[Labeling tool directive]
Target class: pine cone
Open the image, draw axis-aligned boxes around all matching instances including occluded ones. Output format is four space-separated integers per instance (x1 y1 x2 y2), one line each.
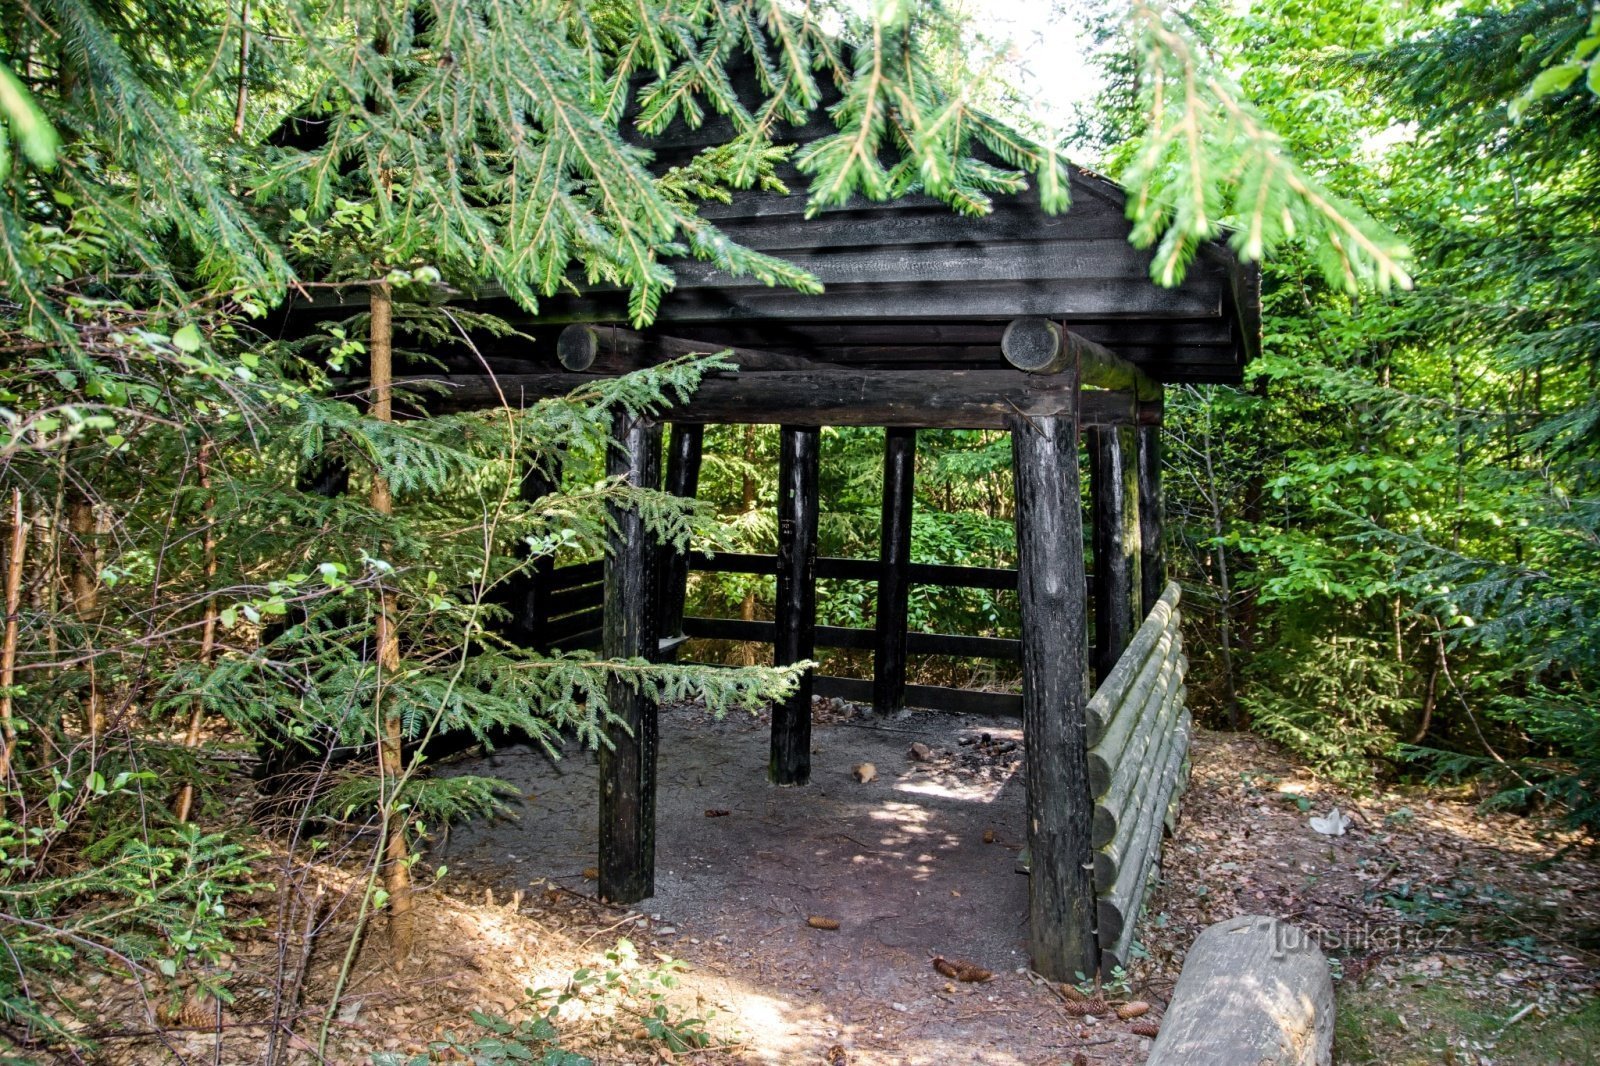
1116 1000 1151 1019
1130 1019 1161 1038
1064 996 1109 1017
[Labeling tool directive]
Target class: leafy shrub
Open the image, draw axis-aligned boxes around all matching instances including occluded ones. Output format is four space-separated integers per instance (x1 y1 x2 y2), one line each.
1243 633 1412 785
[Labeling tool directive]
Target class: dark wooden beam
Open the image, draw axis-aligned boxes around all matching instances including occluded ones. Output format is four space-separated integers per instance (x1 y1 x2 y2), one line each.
771 425 819 785
682 615 1021 660
689 551 1030 591
1137 423 1165 619
558 324 820 373
657 424 704 662
397 369 1140 429
1010 409 1100 982
873 428 916 715
813 675 1022 718
1002 317 1161 401
598 414 661 904
1091 425 1142 687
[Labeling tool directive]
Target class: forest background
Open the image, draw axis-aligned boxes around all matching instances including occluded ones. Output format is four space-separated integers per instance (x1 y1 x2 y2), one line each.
0 0 1595 1059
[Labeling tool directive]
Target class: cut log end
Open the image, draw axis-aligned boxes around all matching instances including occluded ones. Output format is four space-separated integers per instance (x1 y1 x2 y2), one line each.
1001 317 1063 372
557 324 599 371
1146 915 1335 1066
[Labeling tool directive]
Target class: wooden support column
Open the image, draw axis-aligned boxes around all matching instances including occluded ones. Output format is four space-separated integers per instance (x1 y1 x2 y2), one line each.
599 413 662 904
1010 411 1100 982
516 455 561 651
1091 425 1142 687
771 425 820 785
1137 422 1165 619
873 428 916 715
658 424 704 662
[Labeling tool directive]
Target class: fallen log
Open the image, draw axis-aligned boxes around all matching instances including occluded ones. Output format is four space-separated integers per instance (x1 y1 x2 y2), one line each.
1145 915 1334 1066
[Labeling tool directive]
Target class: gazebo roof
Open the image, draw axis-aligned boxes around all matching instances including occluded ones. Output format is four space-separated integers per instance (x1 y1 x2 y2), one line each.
281 76 1260 388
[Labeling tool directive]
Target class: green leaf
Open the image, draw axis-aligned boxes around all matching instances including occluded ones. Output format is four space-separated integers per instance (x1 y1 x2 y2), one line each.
172 324 204 352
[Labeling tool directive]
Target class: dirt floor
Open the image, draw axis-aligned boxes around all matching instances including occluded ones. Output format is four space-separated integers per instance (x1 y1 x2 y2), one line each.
61 700 1600 1065
431 700 1086 1066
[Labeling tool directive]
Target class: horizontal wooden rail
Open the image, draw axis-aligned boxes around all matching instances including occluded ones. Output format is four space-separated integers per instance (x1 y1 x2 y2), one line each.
812 675 1021 717
550 559 604 587
1083 581 1192 971
688 551 1031 592
681 615 1021 660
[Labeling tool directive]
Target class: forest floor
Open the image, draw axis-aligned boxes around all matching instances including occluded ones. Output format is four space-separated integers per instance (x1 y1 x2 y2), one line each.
66 702 1600 1065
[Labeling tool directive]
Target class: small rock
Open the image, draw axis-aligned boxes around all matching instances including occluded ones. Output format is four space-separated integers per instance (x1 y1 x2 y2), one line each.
658 926 677 936
853 762 877 783
890 1002 908 1012
908 742 933 762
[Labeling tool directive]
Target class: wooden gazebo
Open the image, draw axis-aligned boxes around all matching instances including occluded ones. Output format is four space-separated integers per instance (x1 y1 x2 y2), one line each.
287 120 1258 978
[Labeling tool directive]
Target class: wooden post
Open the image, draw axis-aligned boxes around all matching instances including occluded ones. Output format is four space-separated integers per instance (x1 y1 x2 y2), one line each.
1010 410 1100 982
658 424 704 662
517 455 561 651
771 425 819 785
1091 425 1142 687
1137 422 1165 619
873 428 916 715
599 413 662 903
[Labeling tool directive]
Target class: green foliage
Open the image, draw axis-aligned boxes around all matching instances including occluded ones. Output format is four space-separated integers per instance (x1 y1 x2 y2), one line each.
1116 1 1411 290
375 939 711 1066
1095 0 1600 829
1243 633 1411 785
0 821 265 1046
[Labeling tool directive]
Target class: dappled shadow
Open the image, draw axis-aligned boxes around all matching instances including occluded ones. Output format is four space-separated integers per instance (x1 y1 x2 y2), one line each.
431 704 1102 1064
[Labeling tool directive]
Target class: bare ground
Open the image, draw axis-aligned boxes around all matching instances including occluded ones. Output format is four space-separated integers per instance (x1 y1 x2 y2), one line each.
62 702 1600 1065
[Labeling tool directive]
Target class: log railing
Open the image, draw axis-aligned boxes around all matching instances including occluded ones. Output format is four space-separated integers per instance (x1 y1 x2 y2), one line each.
1086 581 1191 971
518 553 1048 716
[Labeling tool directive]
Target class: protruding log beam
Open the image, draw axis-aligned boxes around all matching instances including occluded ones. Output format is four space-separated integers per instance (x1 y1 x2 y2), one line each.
1137 422 1165 618
557 324 820 373
657 424 704 662
1001 317 1161 400
771 425 820 785
1010 410 1099 982
398 368 1141 429
599 414 662 904
873 428 916 715
1091 425 1142 687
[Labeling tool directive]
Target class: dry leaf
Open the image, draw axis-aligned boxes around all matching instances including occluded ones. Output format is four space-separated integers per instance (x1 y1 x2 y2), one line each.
704 809 731 818
1116 1000 1151 1019
806 915 841 930
1130 1019 1160 1038
852 762 876 783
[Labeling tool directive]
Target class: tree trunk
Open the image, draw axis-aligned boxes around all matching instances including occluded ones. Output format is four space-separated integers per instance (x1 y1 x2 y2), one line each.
174 445 219 823
369 283 413 967
1 488 25 795
68 489 104 744
1200 403 1241 729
